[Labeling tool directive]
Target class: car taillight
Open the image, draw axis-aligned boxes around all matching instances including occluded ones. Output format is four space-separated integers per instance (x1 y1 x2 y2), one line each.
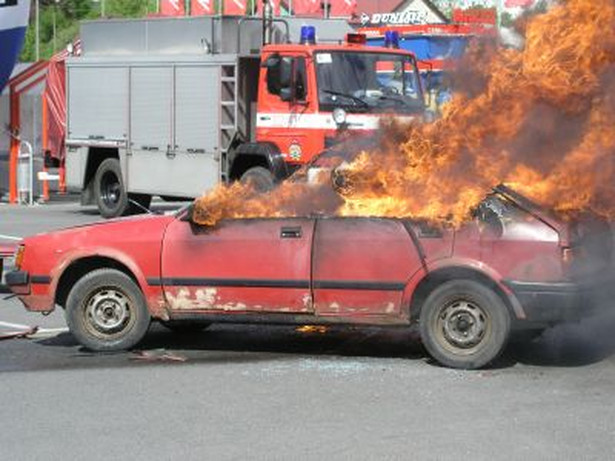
14 245 25 270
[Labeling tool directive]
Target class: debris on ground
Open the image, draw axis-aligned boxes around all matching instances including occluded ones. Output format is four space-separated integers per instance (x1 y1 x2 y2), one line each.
131 350 188 363
0 326 39 341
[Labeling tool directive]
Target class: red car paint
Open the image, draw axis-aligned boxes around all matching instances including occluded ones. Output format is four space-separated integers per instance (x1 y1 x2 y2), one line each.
9 188 595 326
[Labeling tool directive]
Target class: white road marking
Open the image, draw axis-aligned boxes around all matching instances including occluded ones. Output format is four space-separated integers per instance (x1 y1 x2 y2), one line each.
0 320 68 338
0 320 31 330
0 234 22 241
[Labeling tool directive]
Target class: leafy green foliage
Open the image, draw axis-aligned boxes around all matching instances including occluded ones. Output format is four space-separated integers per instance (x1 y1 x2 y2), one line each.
20 0 158 61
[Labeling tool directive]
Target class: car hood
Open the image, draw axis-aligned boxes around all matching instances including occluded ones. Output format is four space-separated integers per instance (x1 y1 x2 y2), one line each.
22 213 176 246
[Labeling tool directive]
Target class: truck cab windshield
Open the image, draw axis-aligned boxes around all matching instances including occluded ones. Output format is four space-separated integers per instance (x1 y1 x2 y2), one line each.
315 51 424 114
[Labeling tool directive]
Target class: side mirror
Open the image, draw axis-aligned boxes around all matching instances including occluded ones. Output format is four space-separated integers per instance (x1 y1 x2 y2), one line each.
262 53 281 69
266 55 293 100
280 87 292 102
179 204 194 222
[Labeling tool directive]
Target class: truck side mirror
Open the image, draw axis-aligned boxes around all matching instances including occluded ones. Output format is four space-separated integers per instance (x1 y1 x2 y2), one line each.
263 53 281 69
266 55 293 100
280 87 292 102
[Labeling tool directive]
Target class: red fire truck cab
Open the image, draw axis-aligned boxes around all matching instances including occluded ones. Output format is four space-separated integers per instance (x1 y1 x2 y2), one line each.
243 28 426 189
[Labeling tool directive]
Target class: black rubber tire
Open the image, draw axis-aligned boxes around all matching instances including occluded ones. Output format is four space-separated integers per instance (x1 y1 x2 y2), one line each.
94 158 129 219
240 166 275 192
65 268 151 351
419 280 511 369
127 193 152 214
160 320 212 334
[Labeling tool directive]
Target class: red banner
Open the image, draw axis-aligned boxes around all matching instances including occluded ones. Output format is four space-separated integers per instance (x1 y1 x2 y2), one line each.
224 0 248 15
160 0 185 16
294 0 321 16
259 0 281 16
452 8 496 25
330 0 356 17
191 0 215 15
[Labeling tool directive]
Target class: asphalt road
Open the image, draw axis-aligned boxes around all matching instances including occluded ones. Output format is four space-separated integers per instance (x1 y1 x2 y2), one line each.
2 201 615 460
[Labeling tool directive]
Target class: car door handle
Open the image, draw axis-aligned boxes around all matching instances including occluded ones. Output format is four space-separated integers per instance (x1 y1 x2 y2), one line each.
280 227 302 239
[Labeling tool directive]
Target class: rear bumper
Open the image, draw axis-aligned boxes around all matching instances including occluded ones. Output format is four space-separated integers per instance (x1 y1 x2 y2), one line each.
504 280 582 325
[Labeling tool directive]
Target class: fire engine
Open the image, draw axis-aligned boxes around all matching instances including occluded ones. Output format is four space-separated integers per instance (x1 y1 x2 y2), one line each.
65 14 425 218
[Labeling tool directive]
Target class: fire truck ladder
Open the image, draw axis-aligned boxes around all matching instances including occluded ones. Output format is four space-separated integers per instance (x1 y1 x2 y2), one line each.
219 64 238 182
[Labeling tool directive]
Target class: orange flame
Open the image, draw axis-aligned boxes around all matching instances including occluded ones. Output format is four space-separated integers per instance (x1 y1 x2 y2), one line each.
194 0 615 227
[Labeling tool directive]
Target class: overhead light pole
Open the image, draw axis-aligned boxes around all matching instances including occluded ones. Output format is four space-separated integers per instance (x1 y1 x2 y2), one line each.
35 0 40 61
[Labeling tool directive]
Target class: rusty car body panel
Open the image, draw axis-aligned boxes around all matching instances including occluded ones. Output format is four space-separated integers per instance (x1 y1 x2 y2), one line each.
8 184 607 331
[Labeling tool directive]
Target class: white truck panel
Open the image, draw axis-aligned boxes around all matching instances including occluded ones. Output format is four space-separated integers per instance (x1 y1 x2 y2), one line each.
130 66 172 151
67 66 127 142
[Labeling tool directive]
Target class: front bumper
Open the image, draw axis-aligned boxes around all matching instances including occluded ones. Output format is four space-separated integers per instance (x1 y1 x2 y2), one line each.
5 270 54 311
0 254 15 291
504 280 582 325
5 270 30 295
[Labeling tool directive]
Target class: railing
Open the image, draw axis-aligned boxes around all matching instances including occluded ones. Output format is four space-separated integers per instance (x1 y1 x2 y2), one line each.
17 140 34 206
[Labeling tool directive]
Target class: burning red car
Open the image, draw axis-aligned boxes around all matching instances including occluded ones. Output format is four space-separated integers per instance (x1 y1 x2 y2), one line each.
5 185 610 369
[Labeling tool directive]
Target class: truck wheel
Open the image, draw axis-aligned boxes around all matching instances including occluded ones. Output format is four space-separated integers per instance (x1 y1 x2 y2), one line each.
419 280 510 369
94 158 128 219
240 167 275 192
160 320 211 334
66 268 151 352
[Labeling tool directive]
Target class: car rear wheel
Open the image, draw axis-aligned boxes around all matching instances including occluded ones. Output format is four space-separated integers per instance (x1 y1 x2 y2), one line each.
94 158 128 219
419 280 510 369
66 268 151 351
240 166 275 192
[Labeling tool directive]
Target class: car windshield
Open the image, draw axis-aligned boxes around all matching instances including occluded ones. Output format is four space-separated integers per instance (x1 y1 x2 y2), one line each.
315 51 424 114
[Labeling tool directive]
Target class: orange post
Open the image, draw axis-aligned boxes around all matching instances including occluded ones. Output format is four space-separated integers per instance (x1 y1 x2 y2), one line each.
59 165 66 193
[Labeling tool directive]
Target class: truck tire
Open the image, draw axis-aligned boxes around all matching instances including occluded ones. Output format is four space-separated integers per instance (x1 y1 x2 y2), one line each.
66 268 151 352
419 280 510 369
94 158 129 219
240 166 275 192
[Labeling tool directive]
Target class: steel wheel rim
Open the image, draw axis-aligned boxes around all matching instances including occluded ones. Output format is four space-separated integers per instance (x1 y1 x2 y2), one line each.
83 288 135 339
434 298 490 355
100 170 121 207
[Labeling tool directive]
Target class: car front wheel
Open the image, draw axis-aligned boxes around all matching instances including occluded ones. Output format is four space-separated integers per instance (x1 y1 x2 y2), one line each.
66 268 151 351
419 280 511 369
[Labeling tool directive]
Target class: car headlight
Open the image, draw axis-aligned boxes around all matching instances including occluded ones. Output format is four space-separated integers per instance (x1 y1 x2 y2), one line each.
332 107 347 126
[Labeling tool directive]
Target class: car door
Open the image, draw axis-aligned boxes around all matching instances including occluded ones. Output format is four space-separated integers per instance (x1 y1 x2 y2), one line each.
161 217 315 314
312 217 423 317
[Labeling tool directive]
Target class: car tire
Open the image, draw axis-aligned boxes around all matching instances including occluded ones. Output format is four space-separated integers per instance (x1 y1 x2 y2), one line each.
160 320 211 334
66 268 151 351
128 193 151 214
240 166 275 192
94 158 129 219
419 280 511 369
